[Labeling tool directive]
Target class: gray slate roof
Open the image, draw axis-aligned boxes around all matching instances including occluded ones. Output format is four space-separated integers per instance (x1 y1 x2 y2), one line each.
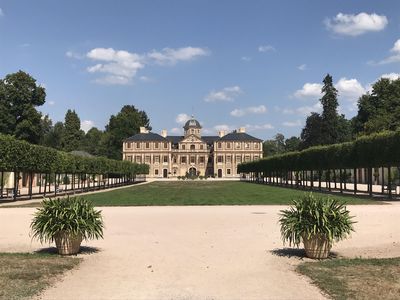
218 132 262 142
124 132 167 142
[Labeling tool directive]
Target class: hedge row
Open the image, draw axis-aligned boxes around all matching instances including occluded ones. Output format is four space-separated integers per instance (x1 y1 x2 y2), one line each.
0 134 149 175
238 130 400 174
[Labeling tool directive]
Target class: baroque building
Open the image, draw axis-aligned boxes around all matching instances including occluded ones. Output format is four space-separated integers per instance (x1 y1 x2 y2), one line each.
122 117 263 178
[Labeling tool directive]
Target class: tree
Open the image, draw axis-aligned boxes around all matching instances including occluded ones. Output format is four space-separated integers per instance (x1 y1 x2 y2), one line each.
300 74 351 149
104 105 151 159
62 109 84 152
81 127 107 156
285 136 301 152
353 78 400 135
263 133 301 157
42 122 65 150
0 70 46 143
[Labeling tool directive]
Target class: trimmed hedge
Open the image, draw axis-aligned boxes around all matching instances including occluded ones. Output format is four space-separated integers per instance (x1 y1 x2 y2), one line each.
0 134 149 175
238 130 400 174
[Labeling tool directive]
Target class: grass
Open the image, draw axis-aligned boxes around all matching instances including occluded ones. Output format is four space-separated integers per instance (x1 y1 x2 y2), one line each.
0 252 81 300
81 181 379 206
298 257 400 300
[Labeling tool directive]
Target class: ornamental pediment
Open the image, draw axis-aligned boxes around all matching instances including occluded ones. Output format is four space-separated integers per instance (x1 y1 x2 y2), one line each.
180 135 204 144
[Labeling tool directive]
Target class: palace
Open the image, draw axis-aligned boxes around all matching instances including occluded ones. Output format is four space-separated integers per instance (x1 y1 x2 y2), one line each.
122 117 263 178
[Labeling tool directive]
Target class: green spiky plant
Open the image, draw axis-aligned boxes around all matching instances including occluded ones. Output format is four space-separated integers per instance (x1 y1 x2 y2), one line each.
31 197 104 253
279 193 355 258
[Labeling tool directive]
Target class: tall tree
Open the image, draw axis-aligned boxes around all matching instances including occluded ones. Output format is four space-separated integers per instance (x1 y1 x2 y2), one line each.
263 133 301 157
81 127 107 156
300 74 351 149
63 109 84 152
104 105 151 160
0 71 46 143
42 122 65 150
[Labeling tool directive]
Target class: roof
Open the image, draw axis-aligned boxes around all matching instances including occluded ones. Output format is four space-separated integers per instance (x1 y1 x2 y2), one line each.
166 136 183 144
219 132 262 142
124 132 167 142
183 118 202 129
202 136 219 143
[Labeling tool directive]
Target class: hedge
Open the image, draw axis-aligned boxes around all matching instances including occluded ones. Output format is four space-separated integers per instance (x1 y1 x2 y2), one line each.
0 134 149 175
238 130 400 174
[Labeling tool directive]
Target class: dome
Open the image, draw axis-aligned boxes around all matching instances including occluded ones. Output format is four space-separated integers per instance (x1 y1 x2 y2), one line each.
183 117 202 129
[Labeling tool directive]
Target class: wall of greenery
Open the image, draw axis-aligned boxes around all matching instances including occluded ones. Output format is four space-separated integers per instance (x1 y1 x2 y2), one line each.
238 130 400 174
0 134 149 175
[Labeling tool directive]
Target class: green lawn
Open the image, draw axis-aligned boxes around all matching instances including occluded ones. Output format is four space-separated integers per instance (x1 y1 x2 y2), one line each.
0 253 81 300
82 181 380 206
298 257 400 300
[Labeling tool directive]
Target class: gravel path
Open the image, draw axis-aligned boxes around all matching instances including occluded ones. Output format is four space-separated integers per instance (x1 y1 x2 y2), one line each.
1 204 400 300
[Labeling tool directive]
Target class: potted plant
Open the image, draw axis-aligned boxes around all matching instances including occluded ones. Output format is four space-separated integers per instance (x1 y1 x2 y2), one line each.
31 197 104 255
279 193 355 259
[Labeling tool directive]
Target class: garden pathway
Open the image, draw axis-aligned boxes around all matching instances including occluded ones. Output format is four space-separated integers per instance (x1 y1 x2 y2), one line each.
1 205 400 299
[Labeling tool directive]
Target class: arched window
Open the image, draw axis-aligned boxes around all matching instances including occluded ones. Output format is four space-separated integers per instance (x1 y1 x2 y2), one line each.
190 144 195 150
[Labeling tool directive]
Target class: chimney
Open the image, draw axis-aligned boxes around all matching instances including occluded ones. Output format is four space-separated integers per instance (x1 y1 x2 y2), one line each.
218 130 226 138
238 127 246 133
140 127 148 133
161 129 167 138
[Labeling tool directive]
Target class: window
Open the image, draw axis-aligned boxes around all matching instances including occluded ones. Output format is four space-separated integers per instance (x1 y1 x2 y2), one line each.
163 156 168 163
126 155 132 162
227 169 231 175
245 155 250 162
127 142 132 149
155 142 159 149
173 156 177 163
191 129 194 134
136 142 141 149
226 155 231 163
217 155 223 163
181 156 187 163
254 143 259 149
164 142 168 149
218 142 222 149
236 155 242 163
155 169 159 176
135 156 141 163
199 156 205 164
145 142 150 149
235 142 241 149
145 156 151 163
254 155 259 161
190 156 195 164
245 143 250 149
226 142 231 149
154 156 160 163
181 145 186 150
190 144 195 150
200 144 204 150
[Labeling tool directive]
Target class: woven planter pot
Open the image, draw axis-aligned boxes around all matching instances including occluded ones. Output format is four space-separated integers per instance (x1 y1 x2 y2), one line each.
302 234 332 259
54 232 83 255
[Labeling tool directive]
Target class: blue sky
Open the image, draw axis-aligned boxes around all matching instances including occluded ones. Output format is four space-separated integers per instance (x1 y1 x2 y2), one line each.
1 1 399 140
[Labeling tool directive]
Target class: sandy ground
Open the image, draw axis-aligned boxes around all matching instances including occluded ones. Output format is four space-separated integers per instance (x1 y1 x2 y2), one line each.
1 205 400 300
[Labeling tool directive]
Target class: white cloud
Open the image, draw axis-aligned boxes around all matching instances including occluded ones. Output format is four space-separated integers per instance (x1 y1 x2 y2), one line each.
381 72 400 81
373 39 400 65
47 101 55 106
245 123 274 131
214 124 234 132
147 47 209 65
258 45 276 52
0 8 4 17
205 86 243 102
293 83 323 99
325 12 388 36
175 113 191 124
81 120 95 133
230 105 267 117
241 56 251 62
335 78 366 101
85 46 208 85
66 51 84 59
283 120 302 127
298 64 307 71
170 127 182 134
296 103 322 116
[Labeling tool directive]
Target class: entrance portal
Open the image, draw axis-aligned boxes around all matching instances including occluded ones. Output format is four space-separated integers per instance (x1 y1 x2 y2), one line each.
188 167 197 177
217 169 222 178
163 169 168 178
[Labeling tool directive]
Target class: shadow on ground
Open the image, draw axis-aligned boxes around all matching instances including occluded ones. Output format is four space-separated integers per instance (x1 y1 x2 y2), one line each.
271 248 338 259
35 246 100 256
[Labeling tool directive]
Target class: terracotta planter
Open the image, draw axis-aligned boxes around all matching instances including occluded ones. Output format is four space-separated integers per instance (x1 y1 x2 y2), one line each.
302 234 332 259
54 231 83 255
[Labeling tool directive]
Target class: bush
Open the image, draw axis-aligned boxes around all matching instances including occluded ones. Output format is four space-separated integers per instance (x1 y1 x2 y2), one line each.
30 197 104 244
279 193 355 247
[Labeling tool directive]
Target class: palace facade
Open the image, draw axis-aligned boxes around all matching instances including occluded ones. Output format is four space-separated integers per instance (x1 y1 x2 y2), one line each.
122 117 263 178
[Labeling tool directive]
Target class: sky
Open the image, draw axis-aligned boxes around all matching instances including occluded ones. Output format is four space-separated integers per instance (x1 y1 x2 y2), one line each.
0 0 400 140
